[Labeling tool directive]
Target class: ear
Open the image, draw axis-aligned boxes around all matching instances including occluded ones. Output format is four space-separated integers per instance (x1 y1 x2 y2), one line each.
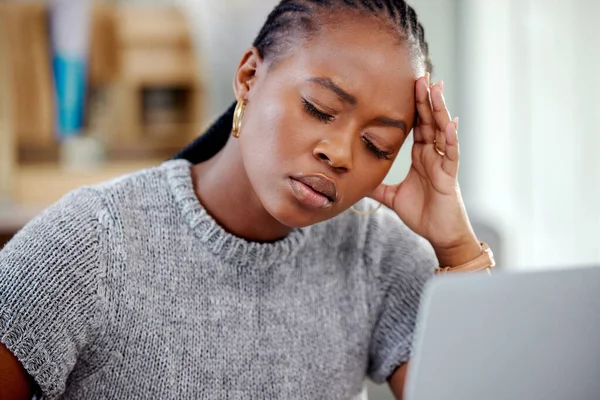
232 47 263 102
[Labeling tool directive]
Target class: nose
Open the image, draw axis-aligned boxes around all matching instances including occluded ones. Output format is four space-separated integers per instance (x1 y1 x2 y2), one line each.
312 135 353 173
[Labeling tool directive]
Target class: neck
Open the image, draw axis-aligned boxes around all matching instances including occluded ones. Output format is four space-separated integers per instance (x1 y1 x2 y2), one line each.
190 136 292 242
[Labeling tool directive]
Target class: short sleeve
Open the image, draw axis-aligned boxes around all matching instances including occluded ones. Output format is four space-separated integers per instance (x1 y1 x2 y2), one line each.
0 189 108 398
364 206 437 383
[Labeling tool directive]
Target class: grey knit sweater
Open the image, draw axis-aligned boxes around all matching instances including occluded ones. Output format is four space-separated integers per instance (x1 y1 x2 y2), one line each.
0 159 436 399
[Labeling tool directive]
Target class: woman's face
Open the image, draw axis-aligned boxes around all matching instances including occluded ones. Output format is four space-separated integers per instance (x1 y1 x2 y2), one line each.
235 17 419 228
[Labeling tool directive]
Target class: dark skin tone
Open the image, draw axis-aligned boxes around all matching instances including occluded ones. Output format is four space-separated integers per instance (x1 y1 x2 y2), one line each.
0 342 34 400
0 14 481 400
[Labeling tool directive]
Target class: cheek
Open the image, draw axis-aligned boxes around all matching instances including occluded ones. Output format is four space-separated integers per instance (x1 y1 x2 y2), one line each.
239 95 305 184
247 100 312 163
344 136 408 201
345 162 390 199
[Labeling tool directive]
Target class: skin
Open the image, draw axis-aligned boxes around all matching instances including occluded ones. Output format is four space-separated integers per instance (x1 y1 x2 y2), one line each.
0 12 481 400
0 342 34 400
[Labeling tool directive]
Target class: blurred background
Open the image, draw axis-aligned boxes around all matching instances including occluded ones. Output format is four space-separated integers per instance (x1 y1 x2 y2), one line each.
0 0 598 397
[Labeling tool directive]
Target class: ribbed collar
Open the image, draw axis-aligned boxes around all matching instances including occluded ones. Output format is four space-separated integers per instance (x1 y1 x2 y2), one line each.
165 159 310 268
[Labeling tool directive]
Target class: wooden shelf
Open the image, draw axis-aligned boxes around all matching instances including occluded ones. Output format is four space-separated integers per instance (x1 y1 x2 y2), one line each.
15 159 162 206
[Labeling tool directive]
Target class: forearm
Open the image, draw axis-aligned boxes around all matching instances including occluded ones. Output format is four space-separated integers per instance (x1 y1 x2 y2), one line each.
0 342 34 400
388 362 409 400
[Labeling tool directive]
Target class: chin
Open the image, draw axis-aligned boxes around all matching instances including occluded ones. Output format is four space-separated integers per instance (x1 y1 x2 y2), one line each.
253 177 339 228
268 205 319 229
263 197 330 229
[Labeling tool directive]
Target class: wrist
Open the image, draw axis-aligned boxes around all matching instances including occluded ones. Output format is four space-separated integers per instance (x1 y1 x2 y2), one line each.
433 234 482 267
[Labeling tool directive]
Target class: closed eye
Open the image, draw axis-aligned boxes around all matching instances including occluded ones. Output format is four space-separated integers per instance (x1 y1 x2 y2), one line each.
363 137 393 160
302 98 335 124
302 97 393 160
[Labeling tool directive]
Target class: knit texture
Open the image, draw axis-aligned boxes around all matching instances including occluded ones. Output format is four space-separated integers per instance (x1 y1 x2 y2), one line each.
0 159 436 399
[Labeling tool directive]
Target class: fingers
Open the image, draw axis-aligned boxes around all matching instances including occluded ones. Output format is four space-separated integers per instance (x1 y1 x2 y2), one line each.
431 82 452 129
414 75 452 145
430 82 452 155
414 72 435 143
442 117 460 178
415 75 459 176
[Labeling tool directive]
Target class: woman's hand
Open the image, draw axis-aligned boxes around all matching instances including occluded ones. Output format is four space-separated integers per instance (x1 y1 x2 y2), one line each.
369 74 481 266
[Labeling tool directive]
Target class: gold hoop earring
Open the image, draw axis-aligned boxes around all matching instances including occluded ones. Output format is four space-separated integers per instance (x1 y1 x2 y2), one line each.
350 203 382 216
232 100 246 138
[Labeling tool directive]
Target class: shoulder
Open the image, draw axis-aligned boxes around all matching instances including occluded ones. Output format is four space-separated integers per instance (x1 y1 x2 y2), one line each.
90 159 189 204
64 159 191 225
17 160 185 232
22 187 109 239
0 160 192 276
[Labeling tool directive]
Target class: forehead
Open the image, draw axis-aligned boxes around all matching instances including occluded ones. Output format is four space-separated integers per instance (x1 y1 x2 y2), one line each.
266 15 418 111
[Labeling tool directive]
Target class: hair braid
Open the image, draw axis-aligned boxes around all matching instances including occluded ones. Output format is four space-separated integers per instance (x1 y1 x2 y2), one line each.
253 0 432 74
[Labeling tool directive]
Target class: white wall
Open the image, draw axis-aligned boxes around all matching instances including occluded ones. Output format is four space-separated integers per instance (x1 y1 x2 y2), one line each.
457 0 600 270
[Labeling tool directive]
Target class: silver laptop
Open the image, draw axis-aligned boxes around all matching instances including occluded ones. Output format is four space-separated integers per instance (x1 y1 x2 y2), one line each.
405 267 600 400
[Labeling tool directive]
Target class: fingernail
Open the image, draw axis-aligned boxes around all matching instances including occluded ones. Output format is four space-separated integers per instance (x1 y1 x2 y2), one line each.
439 80 444 91
425 72 430 86
453 116 459 130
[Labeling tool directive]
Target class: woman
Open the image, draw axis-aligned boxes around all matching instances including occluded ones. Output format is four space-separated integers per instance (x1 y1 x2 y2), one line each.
0 1 494 399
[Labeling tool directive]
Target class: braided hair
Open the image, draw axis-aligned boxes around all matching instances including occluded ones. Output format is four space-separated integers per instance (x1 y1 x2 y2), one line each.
254 0 432 73
175 0 431 163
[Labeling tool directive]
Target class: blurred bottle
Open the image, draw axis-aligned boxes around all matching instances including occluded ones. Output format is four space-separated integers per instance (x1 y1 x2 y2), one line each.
49 0 92 140
50 0 106 170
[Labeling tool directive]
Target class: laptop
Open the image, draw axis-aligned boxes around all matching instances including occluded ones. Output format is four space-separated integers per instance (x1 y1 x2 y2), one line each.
404 266 600 400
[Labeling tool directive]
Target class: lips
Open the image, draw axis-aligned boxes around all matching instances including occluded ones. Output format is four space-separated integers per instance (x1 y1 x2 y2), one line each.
292 175 338 202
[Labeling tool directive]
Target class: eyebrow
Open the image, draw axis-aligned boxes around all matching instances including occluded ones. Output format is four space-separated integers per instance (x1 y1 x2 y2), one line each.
307 77 357 106
375 116 407 135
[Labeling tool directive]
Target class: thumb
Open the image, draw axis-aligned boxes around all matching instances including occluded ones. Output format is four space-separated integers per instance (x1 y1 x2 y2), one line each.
368 183 398 209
